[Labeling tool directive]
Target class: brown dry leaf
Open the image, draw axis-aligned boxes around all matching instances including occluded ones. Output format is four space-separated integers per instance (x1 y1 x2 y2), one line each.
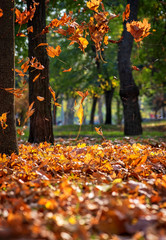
46 45 61 58
122 4 130 21
126 19 151 42
87 0 102 12
27 26 33 34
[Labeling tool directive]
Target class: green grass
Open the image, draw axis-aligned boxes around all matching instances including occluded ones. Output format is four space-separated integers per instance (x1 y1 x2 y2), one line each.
17 120 166 142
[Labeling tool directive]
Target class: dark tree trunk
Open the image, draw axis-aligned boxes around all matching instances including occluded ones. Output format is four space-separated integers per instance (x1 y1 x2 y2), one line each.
116 97 121 125
105 88 115 125
89 96 98 125
27 0 54 143
0 0 18 155
118 0 142 135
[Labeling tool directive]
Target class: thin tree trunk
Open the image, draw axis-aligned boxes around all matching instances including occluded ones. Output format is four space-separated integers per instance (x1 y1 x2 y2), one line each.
27 0 54 143
89 96 98 125
116 97 121 125
105 88 115 125
64 97 75 125
98 96 103 124
0 0 18 154
118 0 142 135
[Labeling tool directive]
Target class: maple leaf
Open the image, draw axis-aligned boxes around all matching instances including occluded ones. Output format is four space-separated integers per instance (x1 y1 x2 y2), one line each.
0 112 8 129
15 1 39 25
24 102 35 124
21 59 30 73
123 4 130 22
63 68 72 72
87 0 102 12
77 90 89 104
126 19 151 42
0 9 3 18
3 87 26 98
95 126 103 136
46 45 61 58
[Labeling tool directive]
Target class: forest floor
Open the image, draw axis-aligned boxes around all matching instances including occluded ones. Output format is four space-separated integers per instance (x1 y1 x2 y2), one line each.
0 121 166 239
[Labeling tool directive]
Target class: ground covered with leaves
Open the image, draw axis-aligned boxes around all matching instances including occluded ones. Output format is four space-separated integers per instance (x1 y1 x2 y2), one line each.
0 138 166 240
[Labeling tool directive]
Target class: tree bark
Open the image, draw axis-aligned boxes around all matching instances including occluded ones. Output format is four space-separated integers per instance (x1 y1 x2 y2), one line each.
0 0 18 155
118 0 142 135
89 96 98 125
105 88 115 125
27 0 54 143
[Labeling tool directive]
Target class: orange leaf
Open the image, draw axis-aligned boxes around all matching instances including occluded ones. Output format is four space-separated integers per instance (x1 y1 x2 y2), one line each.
0 9 3 18
46 45 61 58
63 68 72 72
87 0 102 12
132 66 140 71
27 26 33 34
35 43 49 49
49 86 56 102
126 19 151 42
104 36 108 45
33 73 41 82
95 126 103 136
77 90 89 104
0 112 8 129
21 59 30 73
122 4 130 22
15 69 25 77
37 96 45 101
78 37 89 51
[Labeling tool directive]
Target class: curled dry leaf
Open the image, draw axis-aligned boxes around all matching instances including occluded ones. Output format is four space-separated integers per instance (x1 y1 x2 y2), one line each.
126 19 151 42
37 96 45 101
122 4 130 22
33 73 41 82
87 0 102 12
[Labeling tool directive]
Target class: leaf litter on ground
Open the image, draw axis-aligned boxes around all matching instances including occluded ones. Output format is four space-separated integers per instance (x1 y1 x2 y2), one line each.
0 137 166 240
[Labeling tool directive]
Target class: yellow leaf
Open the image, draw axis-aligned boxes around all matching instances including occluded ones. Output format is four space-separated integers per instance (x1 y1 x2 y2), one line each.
77 103 83 125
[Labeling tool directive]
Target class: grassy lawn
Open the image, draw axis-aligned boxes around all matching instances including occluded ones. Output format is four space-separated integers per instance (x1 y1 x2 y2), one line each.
17 120 166 142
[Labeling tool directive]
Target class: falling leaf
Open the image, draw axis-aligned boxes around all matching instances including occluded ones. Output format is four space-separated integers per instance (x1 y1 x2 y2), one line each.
0 9 3 17
122 4 130 22
35 43 49 49
104 36 108 45
33 73 41 82
46 45 61 58
37 96 45 101
95 126 103 137
63 68 72 72
126 19 151 42
15 69 25 77
132 66 140 71
87 0 102 12
0 112 8 129
49 86 56 102
77 103 83 125
78 37 89 51
27 26 33 34
77 90 89 104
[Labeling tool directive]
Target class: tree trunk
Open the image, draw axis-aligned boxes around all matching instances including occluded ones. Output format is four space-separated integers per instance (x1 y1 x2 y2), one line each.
64 97 75 125
116 97 121 125
98 96 103 124
105 89 115 125
0 0 18 155
118 0 142 136
27 0 54 143
89 96 98 125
